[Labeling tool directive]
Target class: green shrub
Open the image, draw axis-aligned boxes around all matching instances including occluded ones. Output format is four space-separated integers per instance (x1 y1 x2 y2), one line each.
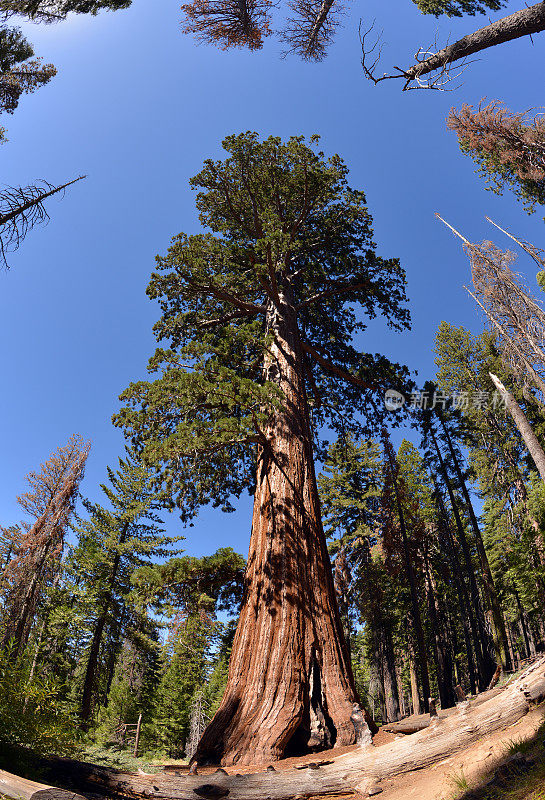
0 644 78 759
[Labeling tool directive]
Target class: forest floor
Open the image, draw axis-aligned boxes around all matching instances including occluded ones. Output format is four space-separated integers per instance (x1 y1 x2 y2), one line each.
147 704 545 800
4 668 545 800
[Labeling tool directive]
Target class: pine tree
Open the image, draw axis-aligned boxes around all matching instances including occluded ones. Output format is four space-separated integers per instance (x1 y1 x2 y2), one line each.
412 0 503 16
115 132 409 765
70 452 182 728
150 611 215 758
0 24 55 133
0 0 131 22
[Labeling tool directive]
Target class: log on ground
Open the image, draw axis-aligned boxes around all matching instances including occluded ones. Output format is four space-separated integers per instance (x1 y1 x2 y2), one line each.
0 768 88 800
5 658 545 800
41 657 545 800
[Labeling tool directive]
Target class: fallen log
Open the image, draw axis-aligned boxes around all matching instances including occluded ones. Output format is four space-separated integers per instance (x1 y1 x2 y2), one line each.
7 658 545 800
382 715 436 734
0 768 88 800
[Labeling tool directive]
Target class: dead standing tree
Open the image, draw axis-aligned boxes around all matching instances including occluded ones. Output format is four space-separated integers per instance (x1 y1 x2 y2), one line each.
0 434 90 658
436 214 545 403
437 216 545 549
181 0 344 59
0 177 85 268
447 104 545 211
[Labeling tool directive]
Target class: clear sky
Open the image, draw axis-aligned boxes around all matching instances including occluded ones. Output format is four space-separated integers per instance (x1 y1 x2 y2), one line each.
0 0 543 560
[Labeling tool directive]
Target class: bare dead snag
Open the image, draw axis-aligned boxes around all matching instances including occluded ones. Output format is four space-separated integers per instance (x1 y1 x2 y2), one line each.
436 213 545 403
362 3 545 90
489 372 545 483
0 176 85 268
280 0 343 61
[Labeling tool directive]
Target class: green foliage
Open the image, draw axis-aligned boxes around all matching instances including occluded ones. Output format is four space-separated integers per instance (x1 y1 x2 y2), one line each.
0 644 77 759
0 24 55 137
0 0 131 21
115 132 409 520
132 547 245 617
412 0 503 15
66 452 183 721
148 613 214 757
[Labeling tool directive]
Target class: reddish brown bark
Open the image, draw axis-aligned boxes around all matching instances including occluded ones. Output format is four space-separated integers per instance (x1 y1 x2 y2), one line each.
193 292 371 766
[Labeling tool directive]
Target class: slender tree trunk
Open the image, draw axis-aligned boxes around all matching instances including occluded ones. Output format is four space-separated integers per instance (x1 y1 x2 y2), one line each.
384 451 430 713
429 429 496 688
396 664 406 718
424 552 456 709
79 521 129 727
80 610 108 726
404 2 545 83
437 410 511 671
513 587 534 659
194 293 369 767
434 496 478 695
407 643 421 716
378 617 401 723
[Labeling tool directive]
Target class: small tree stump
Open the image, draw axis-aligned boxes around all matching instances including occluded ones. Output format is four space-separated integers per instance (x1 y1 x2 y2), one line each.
351 703 373 748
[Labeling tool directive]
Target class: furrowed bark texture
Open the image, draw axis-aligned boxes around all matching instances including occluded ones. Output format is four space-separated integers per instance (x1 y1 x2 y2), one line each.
193 293 366 766
405 2 545 81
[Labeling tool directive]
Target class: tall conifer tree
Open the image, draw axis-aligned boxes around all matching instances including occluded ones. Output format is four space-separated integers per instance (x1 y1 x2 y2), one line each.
116 133 409 765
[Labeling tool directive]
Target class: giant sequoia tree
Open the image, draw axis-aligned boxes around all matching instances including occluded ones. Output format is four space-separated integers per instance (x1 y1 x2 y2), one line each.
116 133 409 766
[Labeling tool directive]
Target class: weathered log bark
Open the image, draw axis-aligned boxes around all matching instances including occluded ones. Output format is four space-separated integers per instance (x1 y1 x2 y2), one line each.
193 291 371 766
490 372 545 482
0 769 87 800
36 657 545 800
404 2 545 83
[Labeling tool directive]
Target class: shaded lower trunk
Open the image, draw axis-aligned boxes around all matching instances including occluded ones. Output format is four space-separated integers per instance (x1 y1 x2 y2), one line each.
193 295 370 766
408 641 421 716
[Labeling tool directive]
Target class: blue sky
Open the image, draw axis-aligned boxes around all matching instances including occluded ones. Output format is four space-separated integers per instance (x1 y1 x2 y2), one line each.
0 0 543 560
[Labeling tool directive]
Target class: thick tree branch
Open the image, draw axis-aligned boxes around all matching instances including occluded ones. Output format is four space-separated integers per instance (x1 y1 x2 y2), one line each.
405 3 545 83
362 3 545 90
185 278 267 316
296 279 370 310
300 339 376 390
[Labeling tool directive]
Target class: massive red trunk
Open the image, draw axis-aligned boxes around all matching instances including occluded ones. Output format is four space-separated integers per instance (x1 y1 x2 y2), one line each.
193 294 370 766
